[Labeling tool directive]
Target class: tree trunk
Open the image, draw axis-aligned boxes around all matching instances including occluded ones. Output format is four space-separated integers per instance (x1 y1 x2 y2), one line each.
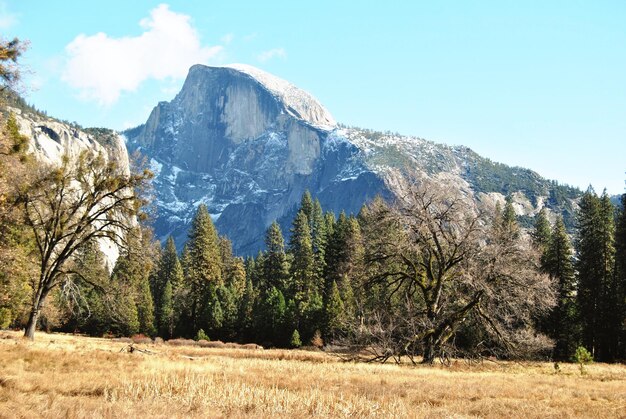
422 336 436 364
24 305 41 340
24 286 48 340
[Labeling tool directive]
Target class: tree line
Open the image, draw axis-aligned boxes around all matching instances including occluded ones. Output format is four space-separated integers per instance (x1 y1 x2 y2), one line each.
1 37 624 363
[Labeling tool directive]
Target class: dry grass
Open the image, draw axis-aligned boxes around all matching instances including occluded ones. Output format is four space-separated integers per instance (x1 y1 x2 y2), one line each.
0 331 625 418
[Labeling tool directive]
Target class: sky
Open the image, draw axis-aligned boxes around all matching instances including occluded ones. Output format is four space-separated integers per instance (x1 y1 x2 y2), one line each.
2 1 625 194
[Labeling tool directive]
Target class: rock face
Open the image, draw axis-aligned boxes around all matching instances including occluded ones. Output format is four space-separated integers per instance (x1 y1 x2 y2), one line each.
8 106 131 270
125 64 580 254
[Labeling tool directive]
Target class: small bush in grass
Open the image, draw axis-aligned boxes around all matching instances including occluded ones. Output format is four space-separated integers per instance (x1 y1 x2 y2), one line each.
574 346 593 375
166 338 198 347
195 329 210 342
131 334 153 344
310 330 323 349
198 340 225 348
290 330 302 348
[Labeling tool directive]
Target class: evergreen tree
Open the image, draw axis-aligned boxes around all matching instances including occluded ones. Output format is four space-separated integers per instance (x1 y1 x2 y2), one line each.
136 275 156 336
208 294 224 335
186 204 222 334
311 199 328 290
576 188 615 360
544 216 578 360
501 196 520 238
324 211 336 239
153 236 183 338
289 211 315 300
532 208 552 252
256 286 287 346
159 280 174 338
109 228 158 336
613 194 626 360
237 275 257 341
323 280 345 339
597 191 617 361
220 237 246 300
59 241 110 336
262 221 289 292
153 239 179 311
299 190 314 223
216 284 238 340
290 329 302 348
324 213 363 318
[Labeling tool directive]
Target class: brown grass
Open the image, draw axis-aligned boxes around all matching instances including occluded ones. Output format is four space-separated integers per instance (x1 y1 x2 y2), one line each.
0 330 625 418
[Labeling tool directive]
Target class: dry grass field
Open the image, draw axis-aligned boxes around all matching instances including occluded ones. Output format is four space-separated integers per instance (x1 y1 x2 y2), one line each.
0 330 625 418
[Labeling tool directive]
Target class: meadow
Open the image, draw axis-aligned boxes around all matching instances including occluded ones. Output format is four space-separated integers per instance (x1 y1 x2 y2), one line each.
0 331 624 418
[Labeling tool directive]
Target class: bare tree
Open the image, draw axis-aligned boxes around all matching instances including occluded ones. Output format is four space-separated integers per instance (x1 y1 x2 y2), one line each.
358 178 556 363
18 150 151 339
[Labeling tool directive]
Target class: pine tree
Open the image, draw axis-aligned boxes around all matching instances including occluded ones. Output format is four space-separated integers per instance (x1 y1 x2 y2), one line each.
544 216 578 360
220 237 246 300
299 190 314 223
159 280 174 338
109 227 158 337
136 275 156 336
290 329 302 348
59 242 110 336
501 196 520 239
311 199 328 291
262 221 289 292
532 208 552 252
175 244 193 337
324 211 336 239
256 286 287 346
289 211 315 300
153 239 177 310
208 295 223 335
186 204 222 334
613 194 626 360
576 188 615 360
237 275 257 341
153 236 183 338
323 280 345 339
325 211 349 294
597 192 617 361
324 213 363 317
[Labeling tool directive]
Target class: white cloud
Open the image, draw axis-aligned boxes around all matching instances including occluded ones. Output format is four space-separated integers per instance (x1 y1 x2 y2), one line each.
0 1 17 29
257 48 287 63
62 4 222 106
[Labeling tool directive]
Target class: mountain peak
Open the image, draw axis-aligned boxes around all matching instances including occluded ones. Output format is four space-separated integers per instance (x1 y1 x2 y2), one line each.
191 63 336 130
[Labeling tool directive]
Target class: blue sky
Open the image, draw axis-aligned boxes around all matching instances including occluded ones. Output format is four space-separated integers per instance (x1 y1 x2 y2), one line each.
2 1 625 194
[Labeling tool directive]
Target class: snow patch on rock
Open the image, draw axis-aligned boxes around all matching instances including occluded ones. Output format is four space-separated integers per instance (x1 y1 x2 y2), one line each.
224 64 336 130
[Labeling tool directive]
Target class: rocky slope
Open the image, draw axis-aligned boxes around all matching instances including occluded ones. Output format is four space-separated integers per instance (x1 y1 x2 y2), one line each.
125 64 580 255
3 103 131 270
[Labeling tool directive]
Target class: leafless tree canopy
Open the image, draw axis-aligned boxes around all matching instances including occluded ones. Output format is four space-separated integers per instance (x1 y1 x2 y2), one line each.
353 178 556 363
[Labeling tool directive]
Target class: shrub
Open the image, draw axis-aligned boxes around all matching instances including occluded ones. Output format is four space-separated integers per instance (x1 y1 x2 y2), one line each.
290 329 302 348
198 340 225 348
131 334 153 345
195 329 210 342
573 346 593 375
166 338 198 347
310 330 324 349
